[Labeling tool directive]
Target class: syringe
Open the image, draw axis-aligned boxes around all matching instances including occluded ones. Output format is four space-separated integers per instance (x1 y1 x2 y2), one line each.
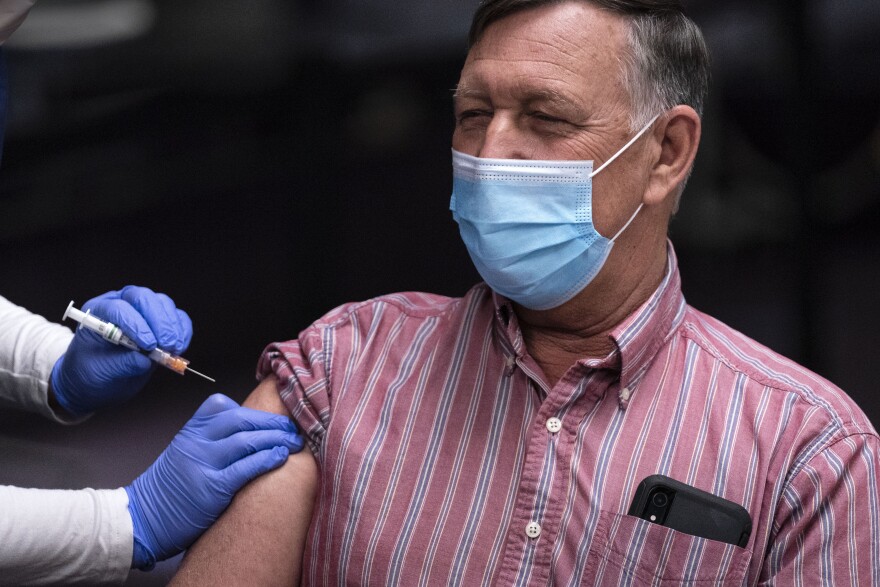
63 301 215 383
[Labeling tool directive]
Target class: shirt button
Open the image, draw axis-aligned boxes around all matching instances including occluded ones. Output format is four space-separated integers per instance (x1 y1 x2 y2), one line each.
620 386 632 401
525 521 542 539
546 417 562 434
506 355 516 368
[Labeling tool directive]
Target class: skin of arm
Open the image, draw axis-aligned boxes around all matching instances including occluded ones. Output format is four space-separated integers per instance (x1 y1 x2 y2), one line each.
170 375 319 586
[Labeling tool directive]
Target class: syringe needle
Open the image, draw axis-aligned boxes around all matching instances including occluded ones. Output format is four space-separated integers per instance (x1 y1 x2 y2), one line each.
185 366 216 383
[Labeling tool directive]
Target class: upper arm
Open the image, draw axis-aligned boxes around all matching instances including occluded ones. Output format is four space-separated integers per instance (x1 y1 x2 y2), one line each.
761 434 880 585
170 376 319 586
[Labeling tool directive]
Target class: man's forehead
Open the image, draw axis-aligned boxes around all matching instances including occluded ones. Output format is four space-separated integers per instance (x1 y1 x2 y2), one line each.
455 52 625 111
454 81 585 110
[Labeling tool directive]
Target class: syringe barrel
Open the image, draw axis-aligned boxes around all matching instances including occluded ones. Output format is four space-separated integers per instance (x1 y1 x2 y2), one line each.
64 301 138 350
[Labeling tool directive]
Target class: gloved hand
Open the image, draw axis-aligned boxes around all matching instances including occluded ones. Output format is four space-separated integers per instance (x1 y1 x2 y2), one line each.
50 285 193 417
125 393 304 570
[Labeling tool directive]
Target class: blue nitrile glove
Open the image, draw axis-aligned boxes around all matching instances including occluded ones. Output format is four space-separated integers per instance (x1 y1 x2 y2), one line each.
50 285 193 417
125 393 304 570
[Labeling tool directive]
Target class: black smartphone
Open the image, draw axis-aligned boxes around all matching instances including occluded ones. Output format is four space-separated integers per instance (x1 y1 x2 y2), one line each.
627 474 752 548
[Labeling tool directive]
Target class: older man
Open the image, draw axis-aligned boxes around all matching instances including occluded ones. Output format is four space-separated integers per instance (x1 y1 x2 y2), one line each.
173 1 880 585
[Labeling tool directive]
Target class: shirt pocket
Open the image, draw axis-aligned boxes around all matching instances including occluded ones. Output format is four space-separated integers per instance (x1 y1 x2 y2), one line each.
582 510 752 586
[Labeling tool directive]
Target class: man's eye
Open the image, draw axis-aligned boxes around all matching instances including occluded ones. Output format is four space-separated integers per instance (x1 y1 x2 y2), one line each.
457 110 491 122
531 112 565 124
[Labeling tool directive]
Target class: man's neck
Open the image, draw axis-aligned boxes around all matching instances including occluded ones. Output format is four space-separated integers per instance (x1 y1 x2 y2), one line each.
515 242 668 388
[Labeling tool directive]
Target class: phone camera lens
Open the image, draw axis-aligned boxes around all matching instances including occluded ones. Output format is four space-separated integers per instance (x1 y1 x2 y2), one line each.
651 491 669 508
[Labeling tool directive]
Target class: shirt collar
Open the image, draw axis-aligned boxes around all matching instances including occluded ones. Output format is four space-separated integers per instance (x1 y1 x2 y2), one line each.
609 242 686 403
491 241 686 405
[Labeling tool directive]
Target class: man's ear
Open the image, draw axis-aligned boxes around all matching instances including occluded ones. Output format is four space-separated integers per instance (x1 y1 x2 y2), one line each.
644 105 701 207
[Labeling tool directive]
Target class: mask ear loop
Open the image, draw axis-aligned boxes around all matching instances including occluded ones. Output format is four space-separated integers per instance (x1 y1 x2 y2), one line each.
611 203 643 242
589 113 662 178
591 113 662 242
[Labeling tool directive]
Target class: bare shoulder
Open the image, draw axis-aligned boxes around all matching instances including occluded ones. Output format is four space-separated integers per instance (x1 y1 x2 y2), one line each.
170 376 319 586
244 375 291 415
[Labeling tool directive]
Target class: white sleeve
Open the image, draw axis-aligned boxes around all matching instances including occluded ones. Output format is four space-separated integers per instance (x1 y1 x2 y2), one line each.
0 485 132 585
0 294 82 423
0 0 36 45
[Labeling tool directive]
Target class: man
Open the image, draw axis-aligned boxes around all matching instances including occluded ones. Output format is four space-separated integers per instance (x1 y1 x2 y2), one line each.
1 5 303 584
173 1 880 585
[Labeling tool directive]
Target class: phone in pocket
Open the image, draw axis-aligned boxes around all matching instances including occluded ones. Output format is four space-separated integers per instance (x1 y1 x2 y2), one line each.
627 474 752 548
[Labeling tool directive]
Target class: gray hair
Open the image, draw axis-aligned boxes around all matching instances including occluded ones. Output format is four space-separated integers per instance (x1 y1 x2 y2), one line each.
468 0 711 132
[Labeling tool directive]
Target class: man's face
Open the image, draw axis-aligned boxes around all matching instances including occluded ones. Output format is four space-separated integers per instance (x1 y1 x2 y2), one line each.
453 1 651 237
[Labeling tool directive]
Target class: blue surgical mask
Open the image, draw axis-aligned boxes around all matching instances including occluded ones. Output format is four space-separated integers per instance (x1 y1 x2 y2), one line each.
450 115 658 310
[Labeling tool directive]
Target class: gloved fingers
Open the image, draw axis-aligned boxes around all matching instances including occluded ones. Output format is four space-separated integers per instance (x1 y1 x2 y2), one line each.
211 428 304 467
51 344 155 416
75 326 154 368
83 294 159 350
193 393 241 418
66 326 155 381
120 285 193 354
218 446 291 493
193 405 300 440
83 346 155 393
117 348 157 377
173 309 193 353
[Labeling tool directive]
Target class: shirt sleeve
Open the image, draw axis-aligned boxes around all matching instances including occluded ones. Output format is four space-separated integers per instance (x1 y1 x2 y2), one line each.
761 432 880 585
256 301 367 460
257 324 332 460
0 485 133 585
0 295 83 423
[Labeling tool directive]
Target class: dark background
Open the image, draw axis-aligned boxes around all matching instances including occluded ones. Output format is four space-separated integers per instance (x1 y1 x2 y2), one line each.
1 1 878 583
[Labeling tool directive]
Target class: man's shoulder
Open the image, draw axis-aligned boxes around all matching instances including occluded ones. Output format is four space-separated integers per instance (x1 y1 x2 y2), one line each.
310 284 493 330
681 305 876 435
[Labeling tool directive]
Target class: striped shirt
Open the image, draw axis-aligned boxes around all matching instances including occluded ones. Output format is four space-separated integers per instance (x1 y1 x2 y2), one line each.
259 245 880 586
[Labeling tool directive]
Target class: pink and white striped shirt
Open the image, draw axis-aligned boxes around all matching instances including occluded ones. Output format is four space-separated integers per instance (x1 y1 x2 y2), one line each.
259 245 880 586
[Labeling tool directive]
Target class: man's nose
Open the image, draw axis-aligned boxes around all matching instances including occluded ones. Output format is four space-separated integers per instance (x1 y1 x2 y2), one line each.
477 115 529 160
